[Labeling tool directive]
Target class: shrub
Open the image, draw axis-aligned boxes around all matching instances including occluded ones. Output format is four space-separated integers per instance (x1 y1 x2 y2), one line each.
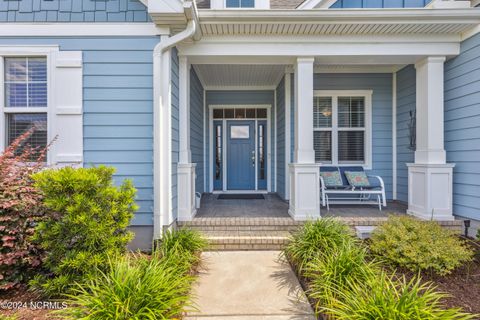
370 216 473 276
0 130 48 290
59 229 206 320
30 166 138 297
324 271 476 320
306 242 379 314
158 228 208 264
284 218 354 273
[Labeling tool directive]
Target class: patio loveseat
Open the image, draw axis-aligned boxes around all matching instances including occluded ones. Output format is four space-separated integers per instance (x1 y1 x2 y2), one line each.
319 166 387 211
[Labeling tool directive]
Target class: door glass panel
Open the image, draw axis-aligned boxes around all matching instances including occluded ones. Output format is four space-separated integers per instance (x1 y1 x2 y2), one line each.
215 124 222 181
230 125 249 139
259 124 265 180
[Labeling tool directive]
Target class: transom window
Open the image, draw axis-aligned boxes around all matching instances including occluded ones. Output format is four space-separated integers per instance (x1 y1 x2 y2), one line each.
2 57 48 158
213 108 267 119
226 0 255 7
313 91 372 168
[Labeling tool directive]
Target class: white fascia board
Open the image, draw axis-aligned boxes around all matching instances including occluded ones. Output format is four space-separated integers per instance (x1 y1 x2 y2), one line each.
297 0 337 9
0 23 168 36
198 8 480 24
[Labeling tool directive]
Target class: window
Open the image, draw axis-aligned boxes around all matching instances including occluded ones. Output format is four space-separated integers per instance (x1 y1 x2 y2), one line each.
313 91 372 168
230 125 249 139
226 0 255 8
212 108 267 119
2 57 48 158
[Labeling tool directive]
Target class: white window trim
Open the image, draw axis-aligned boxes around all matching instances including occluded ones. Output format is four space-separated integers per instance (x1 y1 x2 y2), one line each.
0 47 56 163
313 90 373 170
211 0 269 9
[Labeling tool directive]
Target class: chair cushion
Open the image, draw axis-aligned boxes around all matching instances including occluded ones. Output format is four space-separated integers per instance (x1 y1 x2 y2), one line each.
320 170 343 187
345 171 370 187
339 166 365 185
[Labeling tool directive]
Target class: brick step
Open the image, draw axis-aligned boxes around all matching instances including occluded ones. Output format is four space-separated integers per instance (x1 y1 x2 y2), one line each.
178 217 301 232
201 230 291 251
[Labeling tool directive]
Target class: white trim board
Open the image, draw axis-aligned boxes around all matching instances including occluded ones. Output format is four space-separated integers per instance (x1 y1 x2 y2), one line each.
0 23 168 36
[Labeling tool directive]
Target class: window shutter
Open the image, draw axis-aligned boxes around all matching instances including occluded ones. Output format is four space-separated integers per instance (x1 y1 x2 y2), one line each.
51 51 83 167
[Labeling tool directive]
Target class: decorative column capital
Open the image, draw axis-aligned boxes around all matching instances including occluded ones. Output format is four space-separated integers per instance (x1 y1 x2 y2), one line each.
414 56 446 69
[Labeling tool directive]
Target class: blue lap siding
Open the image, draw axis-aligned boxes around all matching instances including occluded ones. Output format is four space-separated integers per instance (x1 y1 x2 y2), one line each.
276 77 286 199
396 66 416 203
444 33 480 221
190 68 205 193
0 0 149 22
0 36 158 226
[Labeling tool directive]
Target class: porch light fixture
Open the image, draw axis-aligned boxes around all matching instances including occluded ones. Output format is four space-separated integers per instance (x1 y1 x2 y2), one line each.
321 109 332 117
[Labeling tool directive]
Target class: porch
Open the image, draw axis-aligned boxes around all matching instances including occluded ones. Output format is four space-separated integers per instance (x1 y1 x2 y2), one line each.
196 193 408 219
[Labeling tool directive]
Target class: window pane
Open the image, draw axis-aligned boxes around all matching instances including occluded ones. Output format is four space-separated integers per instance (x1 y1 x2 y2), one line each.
213 109 223 119
338 131 364 163
246 108 256 118
5 57 47 108
226 0 240 7
313 97 332 128
5 58 27 81
338 97 365 128
7 113 48 158
256 108 267 118
230 125 249 139
234 108 245 119
241 0 255 7
224 109 234 118
314 131 332 162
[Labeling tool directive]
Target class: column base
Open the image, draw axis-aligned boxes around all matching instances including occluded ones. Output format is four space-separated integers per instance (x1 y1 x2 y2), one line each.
177 163 197 221
288 163 321 221
406 163 455 221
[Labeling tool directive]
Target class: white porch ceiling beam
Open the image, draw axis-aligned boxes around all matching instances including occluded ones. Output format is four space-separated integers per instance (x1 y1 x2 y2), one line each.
179 42 460 59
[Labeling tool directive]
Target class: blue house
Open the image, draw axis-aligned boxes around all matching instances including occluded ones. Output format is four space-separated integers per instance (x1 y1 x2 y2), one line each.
1 0 479 248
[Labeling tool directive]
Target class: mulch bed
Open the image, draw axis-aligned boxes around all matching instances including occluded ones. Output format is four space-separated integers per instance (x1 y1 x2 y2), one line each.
0 286 60 320
395 237 480 314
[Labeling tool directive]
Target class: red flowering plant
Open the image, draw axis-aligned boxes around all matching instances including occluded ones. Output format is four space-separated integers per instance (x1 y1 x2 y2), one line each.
0 129 51 291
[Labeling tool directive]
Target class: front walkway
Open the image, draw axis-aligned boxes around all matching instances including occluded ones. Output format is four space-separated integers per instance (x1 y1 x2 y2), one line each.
186 251 315 320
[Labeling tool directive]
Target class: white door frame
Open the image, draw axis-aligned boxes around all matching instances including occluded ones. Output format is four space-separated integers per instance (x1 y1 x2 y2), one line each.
208 104 272 193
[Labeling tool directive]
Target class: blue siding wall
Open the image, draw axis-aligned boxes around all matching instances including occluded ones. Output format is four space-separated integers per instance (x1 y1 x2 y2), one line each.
396 66 416 203
190 68 205 193
444 33 480 221
205 90 275 191
0 0 149 22
330 0 431 8
0 36 158 226
276 77 286 199
313 74 393 199
171 48 179 221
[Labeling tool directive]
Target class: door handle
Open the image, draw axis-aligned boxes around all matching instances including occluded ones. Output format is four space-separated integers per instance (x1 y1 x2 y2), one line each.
251 151 255 166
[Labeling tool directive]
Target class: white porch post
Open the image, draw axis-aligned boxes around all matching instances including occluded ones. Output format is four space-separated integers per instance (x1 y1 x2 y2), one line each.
177 56 197 221
288 57 321 220
407 56 455 221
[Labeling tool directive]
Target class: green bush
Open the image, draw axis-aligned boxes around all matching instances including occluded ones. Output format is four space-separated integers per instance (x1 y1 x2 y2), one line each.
306 242 379 314
59 229 206 320
284 218 354 273
370 216 473 276
30 166 137 297
324 271 476 320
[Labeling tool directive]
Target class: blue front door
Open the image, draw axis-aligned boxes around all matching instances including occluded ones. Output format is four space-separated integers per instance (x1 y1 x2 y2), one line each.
227 120 256 190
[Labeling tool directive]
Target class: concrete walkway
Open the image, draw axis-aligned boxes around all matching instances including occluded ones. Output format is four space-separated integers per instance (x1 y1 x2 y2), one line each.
186 251 316 320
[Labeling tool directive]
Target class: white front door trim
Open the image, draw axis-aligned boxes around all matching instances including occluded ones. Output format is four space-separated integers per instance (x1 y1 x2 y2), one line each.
208 104 272 193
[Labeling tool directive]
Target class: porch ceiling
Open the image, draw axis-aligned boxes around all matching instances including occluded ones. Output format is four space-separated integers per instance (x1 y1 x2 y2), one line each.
193 64 286 88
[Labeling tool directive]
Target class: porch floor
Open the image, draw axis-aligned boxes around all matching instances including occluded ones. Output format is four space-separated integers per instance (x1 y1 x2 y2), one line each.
196 193 407 218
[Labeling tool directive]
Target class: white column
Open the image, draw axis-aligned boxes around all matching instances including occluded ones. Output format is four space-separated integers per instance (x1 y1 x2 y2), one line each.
177 56 196 221
288 57 321 220
407 56 455 221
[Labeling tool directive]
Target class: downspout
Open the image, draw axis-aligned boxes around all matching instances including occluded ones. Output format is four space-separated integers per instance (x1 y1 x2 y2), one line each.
153 5 198 240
